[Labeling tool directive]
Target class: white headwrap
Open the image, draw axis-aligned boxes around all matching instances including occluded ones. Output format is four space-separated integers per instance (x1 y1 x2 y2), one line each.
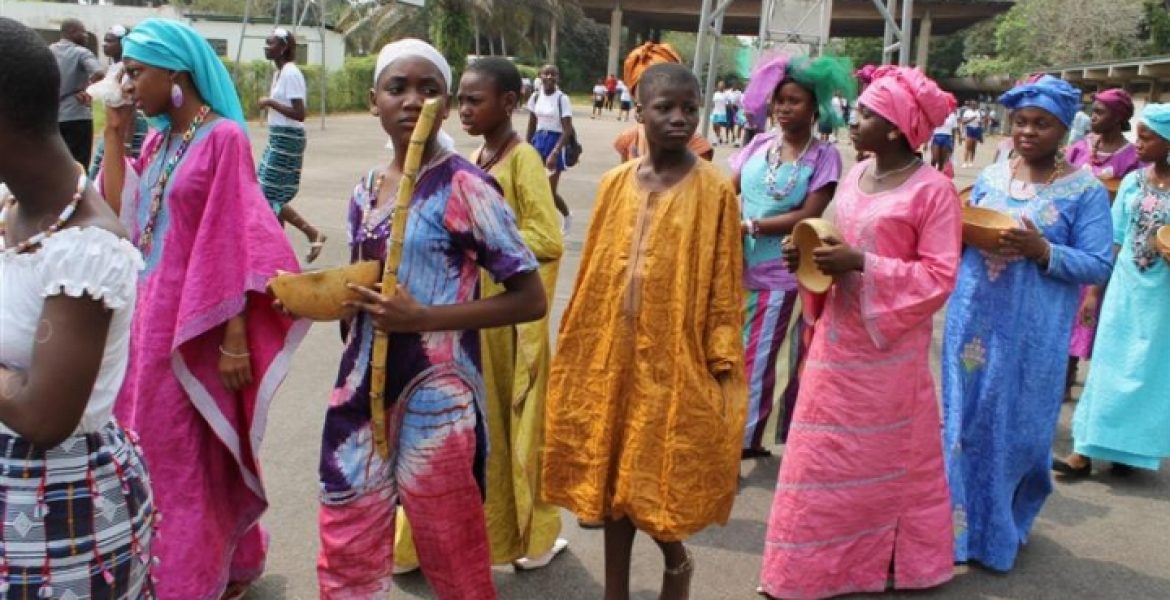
273 27 291 41
373 38 455 153
108 25 128 38
374 38 452 89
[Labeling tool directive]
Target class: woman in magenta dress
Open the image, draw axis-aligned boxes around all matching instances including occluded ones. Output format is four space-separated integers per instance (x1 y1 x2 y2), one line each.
760 66 961 599
1064 88 1141 399
100 19 305 600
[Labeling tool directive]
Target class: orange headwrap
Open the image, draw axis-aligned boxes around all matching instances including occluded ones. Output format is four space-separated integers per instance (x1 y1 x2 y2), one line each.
623 41 683 92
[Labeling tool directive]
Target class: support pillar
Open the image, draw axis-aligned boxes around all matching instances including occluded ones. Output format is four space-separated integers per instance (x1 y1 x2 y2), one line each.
607 3 623 78
915 9 932 70
881 0 898 65
700 11 724 139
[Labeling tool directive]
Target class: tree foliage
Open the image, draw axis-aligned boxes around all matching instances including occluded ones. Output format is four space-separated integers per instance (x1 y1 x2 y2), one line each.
958 0 1151 78
664 31 746 85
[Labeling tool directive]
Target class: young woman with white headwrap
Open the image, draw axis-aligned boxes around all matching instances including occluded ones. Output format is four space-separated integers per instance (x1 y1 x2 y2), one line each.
295 39 546 599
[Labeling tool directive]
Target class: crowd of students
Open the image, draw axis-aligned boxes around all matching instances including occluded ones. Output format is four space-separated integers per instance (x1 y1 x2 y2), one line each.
1 15 1167 600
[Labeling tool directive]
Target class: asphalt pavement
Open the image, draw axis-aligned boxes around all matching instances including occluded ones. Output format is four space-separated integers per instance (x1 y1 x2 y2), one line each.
243 109 1169 600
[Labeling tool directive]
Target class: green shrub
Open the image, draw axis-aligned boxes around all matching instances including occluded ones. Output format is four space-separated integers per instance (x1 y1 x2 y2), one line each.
222 56 377 119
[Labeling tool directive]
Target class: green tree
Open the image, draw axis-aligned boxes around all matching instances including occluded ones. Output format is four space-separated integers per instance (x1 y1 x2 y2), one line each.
825 37 883 68
1141 0 1170 54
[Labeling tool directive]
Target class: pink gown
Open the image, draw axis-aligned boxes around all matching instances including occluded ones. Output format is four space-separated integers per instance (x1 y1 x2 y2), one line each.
759 161 961 599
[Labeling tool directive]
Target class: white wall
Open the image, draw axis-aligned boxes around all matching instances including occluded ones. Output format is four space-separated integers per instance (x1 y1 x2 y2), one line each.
1 1 345 70
190 20 346 71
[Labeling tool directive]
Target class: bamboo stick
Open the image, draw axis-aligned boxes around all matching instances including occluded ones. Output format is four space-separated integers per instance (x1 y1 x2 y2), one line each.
370 97 442 459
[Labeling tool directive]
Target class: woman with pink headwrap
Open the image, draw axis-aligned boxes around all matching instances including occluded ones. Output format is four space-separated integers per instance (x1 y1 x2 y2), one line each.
760 66 961 599
1063 87 1141 399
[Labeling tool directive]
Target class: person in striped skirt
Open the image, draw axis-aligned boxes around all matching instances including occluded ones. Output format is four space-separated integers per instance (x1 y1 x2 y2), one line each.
258 28 327 262
731 53 854 457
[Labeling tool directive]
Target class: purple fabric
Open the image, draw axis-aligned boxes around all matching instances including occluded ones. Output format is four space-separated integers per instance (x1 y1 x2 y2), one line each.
1095 89 1134 126
730 131 840 194
742 55 790 131
1066 137 1143 180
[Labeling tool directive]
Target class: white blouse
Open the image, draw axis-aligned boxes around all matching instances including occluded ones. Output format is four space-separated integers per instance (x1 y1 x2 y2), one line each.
0 226 143 434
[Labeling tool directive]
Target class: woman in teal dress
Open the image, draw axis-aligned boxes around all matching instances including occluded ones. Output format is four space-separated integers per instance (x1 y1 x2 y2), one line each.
941 75 1114 572
1054 104 1170 476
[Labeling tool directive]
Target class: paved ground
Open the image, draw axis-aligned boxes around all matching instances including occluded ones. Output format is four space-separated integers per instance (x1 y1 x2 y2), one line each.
242 109 1170 599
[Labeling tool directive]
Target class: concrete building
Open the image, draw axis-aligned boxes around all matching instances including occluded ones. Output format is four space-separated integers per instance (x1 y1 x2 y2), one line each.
579 0 1015 77
0 0 346 70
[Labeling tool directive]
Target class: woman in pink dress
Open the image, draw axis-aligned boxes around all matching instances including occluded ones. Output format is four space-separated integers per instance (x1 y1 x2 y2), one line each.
1063 88 1142 399
760 66 961 599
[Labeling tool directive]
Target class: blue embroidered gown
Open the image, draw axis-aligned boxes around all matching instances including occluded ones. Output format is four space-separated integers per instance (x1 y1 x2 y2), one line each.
941 163 1113 571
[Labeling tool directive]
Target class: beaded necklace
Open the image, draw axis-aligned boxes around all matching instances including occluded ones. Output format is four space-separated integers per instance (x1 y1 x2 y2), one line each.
0 173 86 255
762 134 814 200
476 133 520 174
138 105 210 255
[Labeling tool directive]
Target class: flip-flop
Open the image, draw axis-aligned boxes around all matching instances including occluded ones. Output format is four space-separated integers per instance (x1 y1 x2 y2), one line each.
306 233 328 264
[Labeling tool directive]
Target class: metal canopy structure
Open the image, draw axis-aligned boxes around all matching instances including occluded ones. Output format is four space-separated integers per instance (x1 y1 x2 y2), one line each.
239 0 329 130
692 0 915 137
757 0 833 54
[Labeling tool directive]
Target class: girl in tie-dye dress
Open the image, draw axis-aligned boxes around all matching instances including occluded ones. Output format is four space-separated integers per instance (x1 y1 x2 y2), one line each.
310 40 545 600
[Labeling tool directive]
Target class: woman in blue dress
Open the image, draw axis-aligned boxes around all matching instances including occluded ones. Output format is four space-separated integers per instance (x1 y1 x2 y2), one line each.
1053 104 1170 477
941 75 1114 572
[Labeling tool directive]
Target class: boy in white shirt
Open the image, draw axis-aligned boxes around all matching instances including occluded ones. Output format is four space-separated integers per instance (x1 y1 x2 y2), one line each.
592 79 607 118
617 80 632 121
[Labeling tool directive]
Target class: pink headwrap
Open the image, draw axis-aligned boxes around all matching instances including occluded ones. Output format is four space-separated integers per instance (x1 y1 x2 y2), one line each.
855 64 877 86
1094 88 1134 130
858 66 956 148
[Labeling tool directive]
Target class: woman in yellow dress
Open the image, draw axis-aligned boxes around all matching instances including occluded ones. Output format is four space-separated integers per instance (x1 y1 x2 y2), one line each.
394 56 567 572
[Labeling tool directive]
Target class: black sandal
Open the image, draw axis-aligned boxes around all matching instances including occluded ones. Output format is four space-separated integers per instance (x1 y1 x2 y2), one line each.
1052 457 1092 478
741 448 773 460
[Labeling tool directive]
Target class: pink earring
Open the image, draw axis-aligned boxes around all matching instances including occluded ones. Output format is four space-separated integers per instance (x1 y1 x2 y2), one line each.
171 83 184 108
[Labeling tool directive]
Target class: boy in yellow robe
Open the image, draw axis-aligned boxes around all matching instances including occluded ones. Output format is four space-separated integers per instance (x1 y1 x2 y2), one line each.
541 63 746 600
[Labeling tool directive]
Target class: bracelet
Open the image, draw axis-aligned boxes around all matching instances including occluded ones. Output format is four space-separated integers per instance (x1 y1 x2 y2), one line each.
219 345 251 359
749 219 761 238
1037 242 1052 266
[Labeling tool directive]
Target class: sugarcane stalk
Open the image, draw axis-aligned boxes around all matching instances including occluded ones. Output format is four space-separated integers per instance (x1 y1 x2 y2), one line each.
370 98 442 460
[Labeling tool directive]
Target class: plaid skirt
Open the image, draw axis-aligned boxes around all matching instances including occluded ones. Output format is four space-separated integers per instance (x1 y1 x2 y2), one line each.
257 125 308 213
0 422 156 599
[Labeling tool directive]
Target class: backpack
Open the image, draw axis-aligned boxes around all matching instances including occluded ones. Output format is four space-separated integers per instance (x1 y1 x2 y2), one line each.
555 92 583 167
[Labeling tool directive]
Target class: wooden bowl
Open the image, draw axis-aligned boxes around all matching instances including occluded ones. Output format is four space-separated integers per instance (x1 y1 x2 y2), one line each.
268 260 381 321
962 206 1016 253
1156 225 1170 261
793 218 842 294
1099 177 1122 201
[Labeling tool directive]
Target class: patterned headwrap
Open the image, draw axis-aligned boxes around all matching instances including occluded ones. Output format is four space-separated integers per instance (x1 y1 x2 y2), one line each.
998 75 1081 128
623 41 683 92
742 53 856 131
1141 103 1170 142
858 66 956 148
122 18 246 128
1094 88 1134 132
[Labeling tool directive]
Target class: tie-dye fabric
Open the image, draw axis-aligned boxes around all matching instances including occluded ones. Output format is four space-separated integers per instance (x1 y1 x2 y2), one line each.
316 153 537 599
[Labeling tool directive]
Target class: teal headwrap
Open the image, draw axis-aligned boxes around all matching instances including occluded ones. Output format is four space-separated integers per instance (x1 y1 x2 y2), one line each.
122 19 246 129
1142 103 1170 142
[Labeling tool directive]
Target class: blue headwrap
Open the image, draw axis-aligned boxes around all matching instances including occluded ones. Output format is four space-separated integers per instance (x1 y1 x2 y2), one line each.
998 75 1081 128
1142 103 1170 142
122 19 246 129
